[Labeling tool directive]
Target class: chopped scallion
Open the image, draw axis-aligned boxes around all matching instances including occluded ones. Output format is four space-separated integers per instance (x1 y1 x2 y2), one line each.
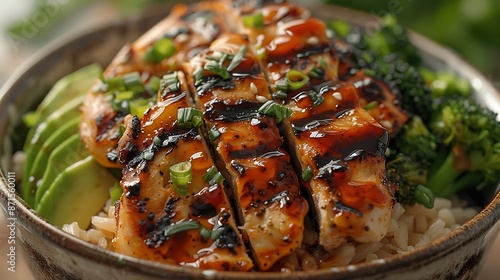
203 166 225 186
227 45 248 72
309 92 324 106
208 125 221 141
170 161 192 196
114 91 134 102
242 12 264 29
258 100 293 123
145 38 176 64
123 72 145 94
318 56 327 70
107 76 126 91
193 67 204 86
204 61 230 80
272 91 288 100
129 99 153 118
200 226 211 240
163 220 200 237
301 166 313 181
309 66 325 79
146 76 161 93
364 100 379 111
275 78 288 92
177 108 203 129
160 72 180 93
210 226 226 240
286 70 309 91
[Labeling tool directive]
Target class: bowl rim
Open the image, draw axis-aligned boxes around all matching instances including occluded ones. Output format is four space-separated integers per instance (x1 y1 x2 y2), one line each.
1 3 500 279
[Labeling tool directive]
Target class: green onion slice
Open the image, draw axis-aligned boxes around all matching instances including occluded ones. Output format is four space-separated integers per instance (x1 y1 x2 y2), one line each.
145 38 176 64
275 78 288 92
114 91 134 102
286 70 309 91
242 12 264 29
204 61 230 80
272 91 288 100
309 66 325 79
123 72 145 94
203 166 225 186
200 226 211 240
208 125 221 141
146 76 161 93
309 92 324 106
258 100 293 123
170 161 192 196
364 100 379 111
129 99 153 118
301 166 313 181
318 56 327 70
227 45 248 72
107 76 126 91
193 67 204 86
164 220 199 237
210 226 226 240
160 72 180 93
177 108 203 129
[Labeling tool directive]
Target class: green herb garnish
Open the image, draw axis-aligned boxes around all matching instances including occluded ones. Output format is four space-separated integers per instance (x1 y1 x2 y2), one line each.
258 100 293 123
177 108 203 129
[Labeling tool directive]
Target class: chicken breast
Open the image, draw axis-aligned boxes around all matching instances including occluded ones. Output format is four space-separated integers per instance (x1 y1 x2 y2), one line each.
80 1 228 168
114 71 253 270
183 33 309 270
231 0 395 250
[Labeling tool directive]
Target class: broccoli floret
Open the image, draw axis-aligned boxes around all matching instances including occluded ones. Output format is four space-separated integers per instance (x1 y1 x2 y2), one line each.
360 53 433 121
352 14 421 67
386 116 437 208
386 153 435 208
393 115 437 167
426 97 500 198
339 14 433 120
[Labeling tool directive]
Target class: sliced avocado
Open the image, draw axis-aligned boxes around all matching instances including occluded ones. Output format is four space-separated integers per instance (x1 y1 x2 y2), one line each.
34 133 89 207
36 155 117 228
22 95 85 206
26 117 80 203
24 63 102 131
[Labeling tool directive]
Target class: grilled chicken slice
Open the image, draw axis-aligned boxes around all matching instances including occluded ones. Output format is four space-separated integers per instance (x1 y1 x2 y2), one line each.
80 2 228 168
235 1 395 251
183 34 308 270
114 72 253 270
334 39 410 135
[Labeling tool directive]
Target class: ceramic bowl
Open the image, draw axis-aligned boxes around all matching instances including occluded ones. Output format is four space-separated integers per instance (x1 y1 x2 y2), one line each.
1 3 499 280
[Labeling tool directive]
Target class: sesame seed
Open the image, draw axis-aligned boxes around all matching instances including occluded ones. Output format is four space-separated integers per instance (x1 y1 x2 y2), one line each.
176 34 189 44
333 91 343 101
250 82 258 94
380 120 393 129
256 95 268 103
195 135 202 140
306 36 319 45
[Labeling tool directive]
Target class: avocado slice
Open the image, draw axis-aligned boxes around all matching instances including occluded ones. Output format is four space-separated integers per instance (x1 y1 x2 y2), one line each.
33 133 89 207
23 63 102 132
26 117 80 202
22 95 85 206
36 155 117 228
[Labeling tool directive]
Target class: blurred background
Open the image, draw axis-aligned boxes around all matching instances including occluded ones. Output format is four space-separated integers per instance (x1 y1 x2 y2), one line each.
0 0 498 279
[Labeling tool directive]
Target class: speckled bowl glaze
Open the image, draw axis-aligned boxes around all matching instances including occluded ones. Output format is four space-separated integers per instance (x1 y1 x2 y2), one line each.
1 3 499 280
